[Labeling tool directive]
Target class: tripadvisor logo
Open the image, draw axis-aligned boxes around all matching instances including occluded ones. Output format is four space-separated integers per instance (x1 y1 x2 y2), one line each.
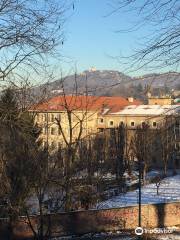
135 227 143 235
135 227 175 235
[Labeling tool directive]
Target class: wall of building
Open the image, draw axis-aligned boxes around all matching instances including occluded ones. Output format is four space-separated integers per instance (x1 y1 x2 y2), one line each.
31 107 179 171
148 98 173 105
97 114 163 130
33 110 98 148
32 107 175 149
0 202 179 239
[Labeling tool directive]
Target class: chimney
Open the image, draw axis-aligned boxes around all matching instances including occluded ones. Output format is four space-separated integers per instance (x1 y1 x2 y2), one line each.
127 97 134 103
147 91 151 98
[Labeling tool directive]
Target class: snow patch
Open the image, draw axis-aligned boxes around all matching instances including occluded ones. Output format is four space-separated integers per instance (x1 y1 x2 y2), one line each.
96 174 180 209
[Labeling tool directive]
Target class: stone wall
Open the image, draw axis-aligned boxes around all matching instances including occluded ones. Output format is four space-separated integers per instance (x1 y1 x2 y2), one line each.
0 202 179 239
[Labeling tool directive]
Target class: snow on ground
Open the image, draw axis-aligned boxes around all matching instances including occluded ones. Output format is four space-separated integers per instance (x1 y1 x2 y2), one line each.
50 231 137 239
51 233 180 240
155 234 180 240
96 174 180 209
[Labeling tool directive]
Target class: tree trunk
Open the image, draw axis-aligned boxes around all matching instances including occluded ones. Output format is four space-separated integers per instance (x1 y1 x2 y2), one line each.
142 164 147 185
157 186 159 195
64 150 72 212
7 218 14 240
39 198 44 240
164 159 167 177
64 181 71 211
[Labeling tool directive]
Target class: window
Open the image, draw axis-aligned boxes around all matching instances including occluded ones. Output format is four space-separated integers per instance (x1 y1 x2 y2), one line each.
99 118 104 124
51 127 56 135
131 121 135 127
109 120 114 126
51 114 55 122
153 122 157 127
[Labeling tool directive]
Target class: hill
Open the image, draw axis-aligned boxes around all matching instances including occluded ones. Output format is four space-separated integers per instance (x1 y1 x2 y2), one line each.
36 70 180 99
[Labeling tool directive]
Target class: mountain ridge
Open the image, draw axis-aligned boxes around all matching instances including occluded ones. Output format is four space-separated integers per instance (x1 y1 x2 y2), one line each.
36 70 180 98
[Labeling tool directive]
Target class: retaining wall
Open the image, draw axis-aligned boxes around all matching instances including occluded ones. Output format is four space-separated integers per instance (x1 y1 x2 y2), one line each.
0 201 179 239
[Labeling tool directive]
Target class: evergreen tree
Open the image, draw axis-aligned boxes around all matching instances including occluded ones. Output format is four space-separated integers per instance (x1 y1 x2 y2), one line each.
0 88 41 237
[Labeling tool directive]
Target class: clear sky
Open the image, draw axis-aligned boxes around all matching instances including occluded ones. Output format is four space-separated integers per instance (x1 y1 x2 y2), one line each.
58 0 175 75
59 0 175 76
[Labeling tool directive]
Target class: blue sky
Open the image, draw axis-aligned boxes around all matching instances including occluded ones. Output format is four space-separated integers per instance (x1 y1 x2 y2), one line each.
59 0 173 76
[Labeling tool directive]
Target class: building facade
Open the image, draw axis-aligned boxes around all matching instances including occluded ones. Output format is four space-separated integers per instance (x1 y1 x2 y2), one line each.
30 95 180 169
30 95 141 149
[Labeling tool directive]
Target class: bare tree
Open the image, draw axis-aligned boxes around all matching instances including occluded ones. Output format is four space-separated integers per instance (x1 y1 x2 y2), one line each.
133 123 153 183
52 79 100 211
74 127 127 209
0 0 68 84
110 124 126 184
25 147 67 240
157 116 177 176
111 0 180 70
155 175 162 195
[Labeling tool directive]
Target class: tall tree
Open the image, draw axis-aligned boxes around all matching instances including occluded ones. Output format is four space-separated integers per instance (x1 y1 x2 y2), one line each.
109 124 126 186
133 124 153 183
157 117 177 176
53 79 100 211
0 88 41 238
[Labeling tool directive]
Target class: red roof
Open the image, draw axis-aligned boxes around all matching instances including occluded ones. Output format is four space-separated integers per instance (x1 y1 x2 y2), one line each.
31 95 142 114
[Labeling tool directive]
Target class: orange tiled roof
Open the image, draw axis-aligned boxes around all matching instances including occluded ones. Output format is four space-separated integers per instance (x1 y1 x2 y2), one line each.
31 95 142 114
